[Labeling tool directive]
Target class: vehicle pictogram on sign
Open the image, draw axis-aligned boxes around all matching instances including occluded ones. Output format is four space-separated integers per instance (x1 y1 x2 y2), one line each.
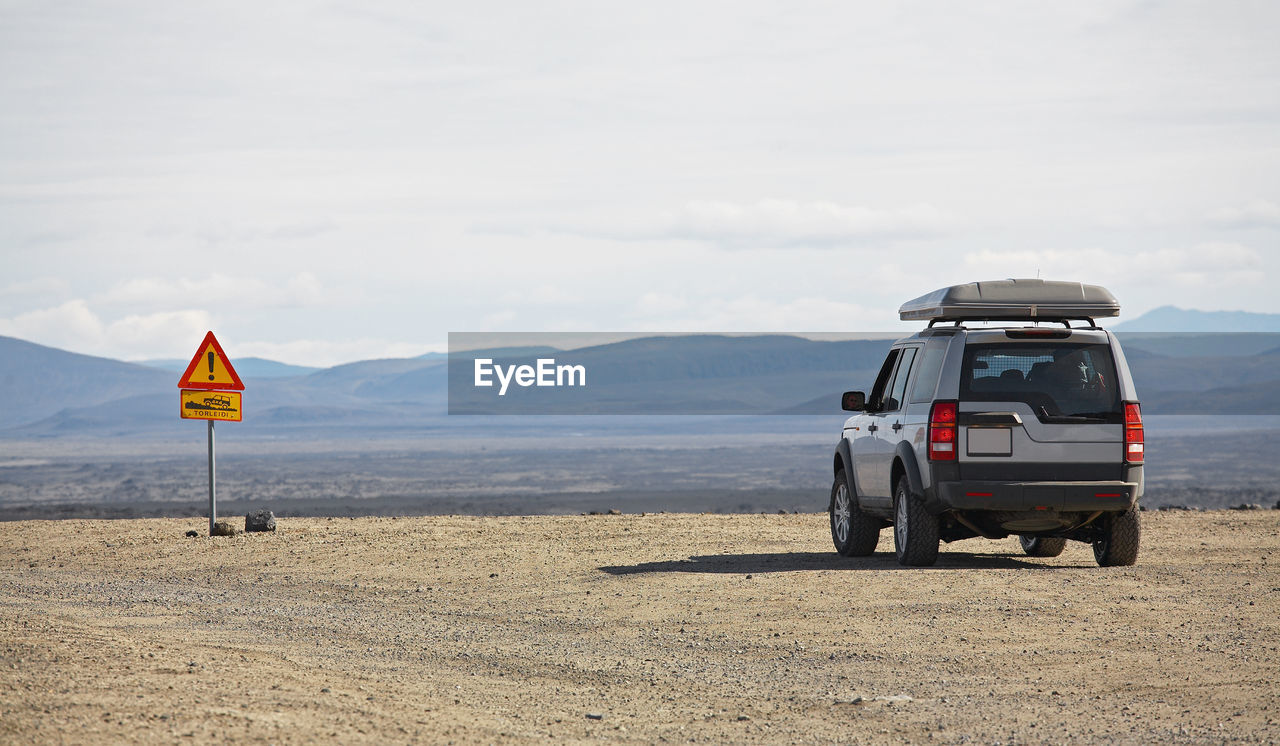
180 390 243 421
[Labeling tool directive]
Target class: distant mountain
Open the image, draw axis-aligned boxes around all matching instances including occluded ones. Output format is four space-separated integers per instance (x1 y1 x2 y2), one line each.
1114 306 1280 332
15 392 174 435
1 334 449 435
1141 379 1280 415
300 357 443 396
1125 347 1280 392
9 329 1280 436
134 358 186 371
1116 333 1280 359
10 369 449 438
136 356 319 378
0 336 172 429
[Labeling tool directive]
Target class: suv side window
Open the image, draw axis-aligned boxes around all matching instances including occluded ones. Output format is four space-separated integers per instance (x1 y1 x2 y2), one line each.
908 344 945 404
884 347 918 412
867 349 901 412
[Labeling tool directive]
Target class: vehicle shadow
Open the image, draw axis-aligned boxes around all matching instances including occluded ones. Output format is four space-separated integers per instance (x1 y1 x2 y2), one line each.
599 550 1072 575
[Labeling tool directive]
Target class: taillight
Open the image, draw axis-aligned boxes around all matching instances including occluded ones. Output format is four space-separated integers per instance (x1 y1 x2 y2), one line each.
928 400 958 461
1124 401 1143 464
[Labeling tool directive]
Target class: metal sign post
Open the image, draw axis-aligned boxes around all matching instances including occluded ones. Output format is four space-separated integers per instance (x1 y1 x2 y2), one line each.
177 331 244 536
208 420 216 534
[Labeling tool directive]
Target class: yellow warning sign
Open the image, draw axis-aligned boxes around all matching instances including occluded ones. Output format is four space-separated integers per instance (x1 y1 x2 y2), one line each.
177 331 245 391
180 390 243 421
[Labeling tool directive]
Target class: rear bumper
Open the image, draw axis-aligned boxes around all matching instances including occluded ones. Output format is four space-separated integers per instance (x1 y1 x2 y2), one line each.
934 480 1138 512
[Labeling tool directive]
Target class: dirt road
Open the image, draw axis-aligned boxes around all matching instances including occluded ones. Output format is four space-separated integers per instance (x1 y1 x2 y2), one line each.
2 511 1278 744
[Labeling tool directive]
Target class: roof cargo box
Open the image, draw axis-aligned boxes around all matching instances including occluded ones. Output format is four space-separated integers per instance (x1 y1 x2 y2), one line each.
899 279 1120 322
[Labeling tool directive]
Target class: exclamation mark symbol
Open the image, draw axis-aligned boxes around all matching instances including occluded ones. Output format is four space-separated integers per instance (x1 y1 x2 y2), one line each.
207 351 216 381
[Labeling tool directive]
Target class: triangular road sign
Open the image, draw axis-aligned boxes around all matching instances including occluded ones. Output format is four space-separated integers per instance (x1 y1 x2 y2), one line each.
178 331 245 391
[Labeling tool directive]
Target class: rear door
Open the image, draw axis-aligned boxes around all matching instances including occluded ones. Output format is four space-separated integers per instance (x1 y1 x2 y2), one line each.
872 346 918 495
855 347 918 504
957 336 1125 483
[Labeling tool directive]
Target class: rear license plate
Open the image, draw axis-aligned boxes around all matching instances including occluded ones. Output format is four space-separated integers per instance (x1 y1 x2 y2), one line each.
967 427 1012 456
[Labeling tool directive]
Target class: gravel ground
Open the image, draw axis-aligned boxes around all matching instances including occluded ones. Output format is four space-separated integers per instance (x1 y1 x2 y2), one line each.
1 511 1278 744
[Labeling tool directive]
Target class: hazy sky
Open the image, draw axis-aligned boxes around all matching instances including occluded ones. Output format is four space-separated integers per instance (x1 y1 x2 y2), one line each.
2 1 1278 365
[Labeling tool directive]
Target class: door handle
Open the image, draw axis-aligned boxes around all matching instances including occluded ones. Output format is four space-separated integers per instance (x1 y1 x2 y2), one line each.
891 422 903 432
867 424 878 433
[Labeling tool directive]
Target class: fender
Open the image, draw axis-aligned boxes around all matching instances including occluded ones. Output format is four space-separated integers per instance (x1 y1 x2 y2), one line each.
893 439 926 500
834 438 862 508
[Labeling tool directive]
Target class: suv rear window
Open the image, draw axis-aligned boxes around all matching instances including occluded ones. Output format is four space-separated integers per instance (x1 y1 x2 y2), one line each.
959 342 1121 422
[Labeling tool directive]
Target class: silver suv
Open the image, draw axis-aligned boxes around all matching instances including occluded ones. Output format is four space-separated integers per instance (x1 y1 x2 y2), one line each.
830 279 1144 567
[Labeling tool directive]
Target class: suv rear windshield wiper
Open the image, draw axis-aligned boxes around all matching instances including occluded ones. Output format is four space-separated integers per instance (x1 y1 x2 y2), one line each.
1036 407 1117 423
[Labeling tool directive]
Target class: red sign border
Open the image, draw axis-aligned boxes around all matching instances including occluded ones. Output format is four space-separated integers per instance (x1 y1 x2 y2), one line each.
177 331 246 391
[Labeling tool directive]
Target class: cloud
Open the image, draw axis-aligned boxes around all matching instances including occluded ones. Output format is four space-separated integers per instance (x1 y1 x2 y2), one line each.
95 272 328 311
495 284 579 305
635 292 689 316
0 300 103 350
0 276 73 314
963 243 1264 290
522 200 952 249
476 310 520 328
0 295 431 365
0 276 72 298
0 300 212 359
144 217 340 245
663 200 951 247
1207 200 1280 228
106 310 217 354
627 293 900 331
2 2 1278 356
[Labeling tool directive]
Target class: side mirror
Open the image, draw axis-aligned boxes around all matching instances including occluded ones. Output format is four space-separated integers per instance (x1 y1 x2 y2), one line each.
841 391 866 412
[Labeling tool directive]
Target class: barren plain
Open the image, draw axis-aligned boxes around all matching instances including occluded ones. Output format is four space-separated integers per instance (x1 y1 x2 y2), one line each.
2 510 1278 744
4 423 1280 521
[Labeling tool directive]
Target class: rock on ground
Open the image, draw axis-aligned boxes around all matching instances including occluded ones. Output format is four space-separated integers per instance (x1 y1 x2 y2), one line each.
245 509 276 533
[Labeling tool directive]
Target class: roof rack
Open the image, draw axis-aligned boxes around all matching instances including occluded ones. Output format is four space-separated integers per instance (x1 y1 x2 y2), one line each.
899 279 1119 326
925 317 1100 330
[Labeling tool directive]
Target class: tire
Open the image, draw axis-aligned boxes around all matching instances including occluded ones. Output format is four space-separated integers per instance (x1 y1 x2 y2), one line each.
892 476 939 566
829 471 880 556
1093 508 1140 567
1019 536 1067 557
